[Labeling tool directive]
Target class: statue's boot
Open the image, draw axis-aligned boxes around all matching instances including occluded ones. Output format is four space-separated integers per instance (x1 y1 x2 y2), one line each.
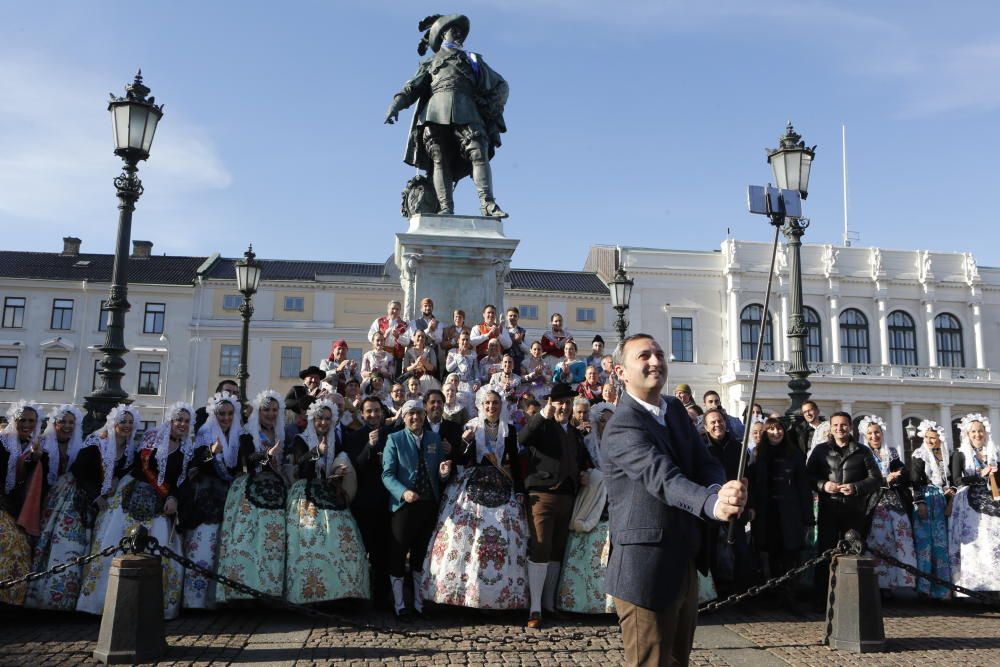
432 165 454 214
473 162 508 218
480 198 508 218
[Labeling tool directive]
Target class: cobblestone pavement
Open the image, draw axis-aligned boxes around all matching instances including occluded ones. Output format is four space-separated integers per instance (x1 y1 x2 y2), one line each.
1 598 997 666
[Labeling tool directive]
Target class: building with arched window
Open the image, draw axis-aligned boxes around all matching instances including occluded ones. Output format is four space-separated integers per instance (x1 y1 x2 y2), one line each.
585 239 1000 451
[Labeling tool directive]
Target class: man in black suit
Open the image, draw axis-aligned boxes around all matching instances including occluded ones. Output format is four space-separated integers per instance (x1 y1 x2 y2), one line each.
517 382 591 629
603 334 747 666
342 396 396 608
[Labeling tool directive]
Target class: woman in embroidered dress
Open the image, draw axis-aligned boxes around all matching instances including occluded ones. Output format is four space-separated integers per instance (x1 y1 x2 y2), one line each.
24 405 95 610
0 400 41 606
948 414 1000 594
446 331 480 396
552 341 587 385
859 415 917 592
908 420 953 599
178 391 240 609
422 388 528 610
74 405 140 614
362 330 396 381
477 339 504 385
403 328 440 394
215 390 287 603
442 381 470 427
521 341 552 401
79 402 193 619
488 354 521 422
285 399 370 604
556 401 615 614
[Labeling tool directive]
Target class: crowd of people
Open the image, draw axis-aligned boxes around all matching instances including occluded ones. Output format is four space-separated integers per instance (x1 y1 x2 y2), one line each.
0 296 997 630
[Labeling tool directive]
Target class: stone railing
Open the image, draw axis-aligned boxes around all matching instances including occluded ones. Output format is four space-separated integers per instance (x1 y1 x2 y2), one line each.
727 360 993 382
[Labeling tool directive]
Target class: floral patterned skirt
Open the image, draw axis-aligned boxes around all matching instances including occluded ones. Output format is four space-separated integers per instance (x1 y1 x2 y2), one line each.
556 520 614 614
285 479 370 604
24 475 92 611
182 523 220 609
866 494 917 590
422 467 528 610
911 485 951 599
0 509 30 605
949 484 1000 593
75 476 184 619
215 474 286 602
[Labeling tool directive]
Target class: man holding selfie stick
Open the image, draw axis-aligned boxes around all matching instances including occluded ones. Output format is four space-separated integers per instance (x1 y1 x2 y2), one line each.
603 334 747 666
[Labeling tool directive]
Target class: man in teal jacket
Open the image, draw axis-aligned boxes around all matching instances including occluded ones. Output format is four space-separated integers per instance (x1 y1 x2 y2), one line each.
382 400 453 619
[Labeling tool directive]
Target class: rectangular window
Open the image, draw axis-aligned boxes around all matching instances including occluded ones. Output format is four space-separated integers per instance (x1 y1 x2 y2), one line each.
51 298 74 330
143 303 165 334
92 359 102 391
222 294 242 310
138 420 157 439
671 317 694 363
283 296 305 312
137 361 161 395
518 305 539 320
43 357 67 391
2 297 26 328
576 307 596 322
98 300 110 332
0 356 16 390
219 344 240 377
280 346 302 378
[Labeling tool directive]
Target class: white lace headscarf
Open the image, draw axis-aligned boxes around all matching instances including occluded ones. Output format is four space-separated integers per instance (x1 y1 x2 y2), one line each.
912 419 951 488
244 390 286 454
586 401 617 468
857 414 899 474
86 404 140 496
3 400 42 494
957 414 998 476
196 391 243 470
142 402 195 489
464 387 509 463
39 404 85 485
298 398 340 452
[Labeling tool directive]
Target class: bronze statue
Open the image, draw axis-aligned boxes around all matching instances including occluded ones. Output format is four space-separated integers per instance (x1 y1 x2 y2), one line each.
386 14 509 219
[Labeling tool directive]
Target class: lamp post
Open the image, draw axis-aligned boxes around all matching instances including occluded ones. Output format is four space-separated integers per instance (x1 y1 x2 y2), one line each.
767 123 816 418
234 245 262 402
84 71 164 433
608 247 634 344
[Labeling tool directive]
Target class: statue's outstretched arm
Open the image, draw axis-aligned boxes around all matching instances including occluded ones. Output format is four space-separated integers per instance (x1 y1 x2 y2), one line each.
385 64 430 125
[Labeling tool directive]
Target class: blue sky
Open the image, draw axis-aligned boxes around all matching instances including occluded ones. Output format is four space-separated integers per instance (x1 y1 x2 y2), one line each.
2 1 999 270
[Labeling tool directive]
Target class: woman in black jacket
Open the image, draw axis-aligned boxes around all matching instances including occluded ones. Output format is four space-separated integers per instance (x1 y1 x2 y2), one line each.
750 418 812 585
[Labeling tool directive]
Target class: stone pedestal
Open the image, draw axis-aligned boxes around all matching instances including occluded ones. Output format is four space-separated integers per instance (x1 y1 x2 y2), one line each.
93 554 167 664
394 214 519 320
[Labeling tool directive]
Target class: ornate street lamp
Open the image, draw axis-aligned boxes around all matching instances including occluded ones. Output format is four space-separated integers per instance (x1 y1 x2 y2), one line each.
84 71 164 433
608 247 634 344
235 244 262 402
767 123 816 418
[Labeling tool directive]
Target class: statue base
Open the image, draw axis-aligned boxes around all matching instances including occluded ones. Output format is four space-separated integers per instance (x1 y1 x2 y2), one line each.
394 214 519 321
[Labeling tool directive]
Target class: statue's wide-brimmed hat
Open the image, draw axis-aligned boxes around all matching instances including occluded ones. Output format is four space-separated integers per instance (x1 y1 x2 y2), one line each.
428 14 470 52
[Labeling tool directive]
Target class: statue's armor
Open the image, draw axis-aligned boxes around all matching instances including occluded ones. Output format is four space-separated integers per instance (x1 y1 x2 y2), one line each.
420 50 484 128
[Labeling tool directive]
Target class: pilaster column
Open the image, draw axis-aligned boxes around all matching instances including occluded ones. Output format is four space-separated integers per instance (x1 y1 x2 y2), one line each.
889 401 905 459
727 281 740 365
938 403 952 438
989 405 1000 440
840 400 853 416
829 295 840 364
923 301 937 368
876 298 889 366
971 302 985 370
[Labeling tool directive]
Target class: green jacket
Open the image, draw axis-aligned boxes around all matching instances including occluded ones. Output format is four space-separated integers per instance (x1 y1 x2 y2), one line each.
381 428 449 513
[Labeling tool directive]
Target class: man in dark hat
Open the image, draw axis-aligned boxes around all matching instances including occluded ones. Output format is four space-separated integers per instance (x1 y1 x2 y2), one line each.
517 382 592 629
385 13 509 218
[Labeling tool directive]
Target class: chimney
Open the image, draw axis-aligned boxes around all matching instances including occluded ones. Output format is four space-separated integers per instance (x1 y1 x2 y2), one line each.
132 240 153 259
61 237 82 256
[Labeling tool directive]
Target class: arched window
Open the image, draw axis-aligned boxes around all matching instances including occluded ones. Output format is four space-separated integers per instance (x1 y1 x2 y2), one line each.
887 310 918 366
934 313 965 368
804 306 822 363
739 304 773 361
839 308 870 364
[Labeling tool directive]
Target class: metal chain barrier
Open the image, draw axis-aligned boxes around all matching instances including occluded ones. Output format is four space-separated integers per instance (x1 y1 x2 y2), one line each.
698 544 843 614
864 544 1000 608
0 543 122 590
